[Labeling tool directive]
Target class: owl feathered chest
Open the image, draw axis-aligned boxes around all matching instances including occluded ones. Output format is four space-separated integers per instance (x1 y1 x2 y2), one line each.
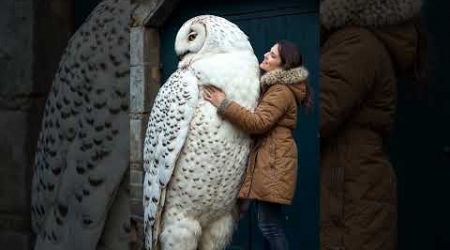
176 101 251 178
161 60 259 210
164 101 251 212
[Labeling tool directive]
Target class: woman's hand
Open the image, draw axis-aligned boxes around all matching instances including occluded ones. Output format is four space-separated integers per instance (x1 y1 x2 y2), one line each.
203 86 226 107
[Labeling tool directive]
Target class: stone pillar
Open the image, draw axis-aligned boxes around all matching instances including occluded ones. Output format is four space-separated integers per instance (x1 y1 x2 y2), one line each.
0 0 73 249
0 0 34 249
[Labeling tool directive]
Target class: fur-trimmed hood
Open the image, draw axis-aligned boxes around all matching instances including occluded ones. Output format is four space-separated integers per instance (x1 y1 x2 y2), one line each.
320 0 423 29
320 0 423 73
261 66 309 104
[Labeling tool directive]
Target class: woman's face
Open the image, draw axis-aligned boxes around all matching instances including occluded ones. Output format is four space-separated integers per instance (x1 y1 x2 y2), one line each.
260 44 283 72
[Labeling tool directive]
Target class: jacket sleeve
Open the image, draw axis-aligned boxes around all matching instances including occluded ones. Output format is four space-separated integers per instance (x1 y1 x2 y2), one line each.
320 29 379 138
219 85 290 135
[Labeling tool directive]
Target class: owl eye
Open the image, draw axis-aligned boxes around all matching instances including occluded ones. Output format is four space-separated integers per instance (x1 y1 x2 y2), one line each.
188 32 197 41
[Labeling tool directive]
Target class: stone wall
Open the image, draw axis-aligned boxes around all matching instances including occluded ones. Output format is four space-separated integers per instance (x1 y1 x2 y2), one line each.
0 0 35 248
0 0 72 249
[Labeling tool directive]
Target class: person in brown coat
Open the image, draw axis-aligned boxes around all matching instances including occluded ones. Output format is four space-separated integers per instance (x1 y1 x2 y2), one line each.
203 41 310 250
319 0 423 249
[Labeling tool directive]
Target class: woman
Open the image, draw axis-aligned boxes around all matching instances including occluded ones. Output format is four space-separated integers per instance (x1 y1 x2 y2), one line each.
319 0 423 249
203 41 311 250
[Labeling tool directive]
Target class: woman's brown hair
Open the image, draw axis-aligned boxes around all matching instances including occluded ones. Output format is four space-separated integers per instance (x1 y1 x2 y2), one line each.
277 40 313 110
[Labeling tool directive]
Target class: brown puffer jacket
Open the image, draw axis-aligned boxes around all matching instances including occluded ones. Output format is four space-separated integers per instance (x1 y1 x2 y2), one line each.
320 0 422 249
218 67 309 204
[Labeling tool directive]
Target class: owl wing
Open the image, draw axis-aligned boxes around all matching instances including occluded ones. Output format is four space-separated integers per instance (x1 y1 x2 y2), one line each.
143 69 199 249
31 0 130 249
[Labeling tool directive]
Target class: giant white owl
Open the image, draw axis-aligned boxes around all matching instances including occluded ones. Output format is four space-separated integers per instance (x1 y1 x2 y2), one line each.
31 1 130 250
143 15 260 250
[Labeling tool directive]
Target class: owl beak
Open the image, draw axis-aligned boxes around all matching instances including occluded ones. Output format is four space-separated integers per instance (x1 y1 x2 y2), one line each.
178 52 188 61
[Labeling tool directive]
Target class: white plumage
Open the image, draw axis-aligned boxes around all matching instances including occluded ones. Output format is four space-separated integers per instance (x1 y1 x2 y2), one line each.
143 15 260 250
31 1 130 249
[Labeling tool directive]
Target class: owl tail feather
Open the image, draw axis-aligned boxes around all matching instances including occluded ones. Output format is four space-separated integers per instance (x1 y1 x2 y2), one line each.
152 188 167 249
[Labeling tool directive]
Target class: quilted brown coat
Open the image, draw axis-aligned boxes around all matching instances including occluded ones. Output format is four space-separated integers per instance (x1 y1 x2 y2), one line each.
320 0 422 249
218 67 309 204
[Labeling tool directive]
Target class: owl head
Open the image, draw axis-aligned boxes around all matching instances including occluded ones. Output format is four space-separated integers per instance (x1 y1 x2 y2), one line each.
175 15 253 67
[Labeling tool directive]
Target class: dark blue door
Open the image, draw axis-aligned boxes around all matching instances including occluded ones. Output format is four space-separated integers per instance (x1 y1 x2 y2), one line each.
160 1 319 249
388 0 450 249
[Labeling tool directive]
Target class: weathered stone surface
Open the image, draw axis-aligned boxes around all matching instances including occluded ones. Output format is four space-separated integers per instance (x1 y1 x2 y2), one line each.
0 110 31 248
0 1 34 249
130 163 144 217
0 0 34 98
0 231 31 250
0 0 73 249
131 64 151 113
130 114 148 163
130 27 147 66
130 0 159 27
0 111 29 214
131 0 180 27
130 27 161 114
0 214 29 232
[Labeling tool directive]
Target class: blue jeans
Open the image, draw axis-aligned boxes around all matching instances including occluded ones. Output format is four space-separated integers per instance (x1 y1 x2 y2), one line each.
255 200 289 250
